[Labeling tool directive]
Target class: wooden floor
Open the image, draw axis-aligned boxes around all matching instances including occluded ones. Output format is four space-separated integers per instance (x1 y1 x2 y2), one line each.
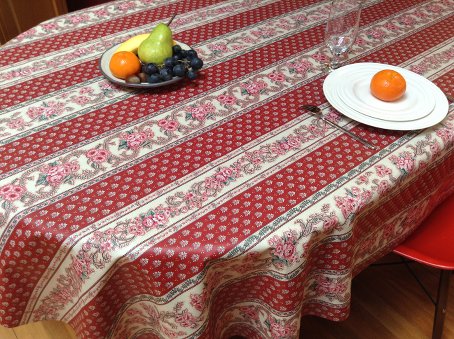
0 320 76 339
301 253 454 339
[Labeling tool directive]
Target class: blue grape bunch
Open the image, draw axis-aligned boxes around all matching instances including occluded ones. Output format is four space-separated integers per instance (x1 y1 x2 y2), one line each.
141 45 204 84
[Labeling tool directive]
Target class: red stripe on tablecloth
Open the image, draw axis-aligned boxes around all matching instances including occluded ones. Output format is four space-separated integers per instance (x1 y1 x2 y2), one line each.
173 0 320 45
433 68 454 97
0 0 223 67
0 58 100 110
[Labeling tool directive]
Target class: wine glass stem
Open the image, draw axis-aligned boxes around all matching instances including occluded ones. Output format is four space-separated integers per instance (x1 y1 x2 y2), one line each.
331 52 342 69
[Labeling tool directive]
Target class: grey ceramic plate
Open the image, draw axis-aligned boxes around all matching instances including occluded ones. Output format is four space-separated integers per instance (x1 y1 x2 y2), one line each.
99 40 191 88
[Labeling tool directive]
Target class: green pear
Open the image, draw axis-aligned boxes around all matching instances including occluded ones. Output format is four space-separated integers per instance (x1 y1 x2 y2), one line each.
138 23 173 65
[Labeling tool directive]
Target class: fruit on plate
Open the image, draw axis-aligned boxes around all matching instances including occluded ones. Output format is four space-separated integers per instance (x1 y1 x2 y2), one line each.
115 34 149 54
138 22 173 65
109 51 141 79
136 44 204 84
370 69 406 102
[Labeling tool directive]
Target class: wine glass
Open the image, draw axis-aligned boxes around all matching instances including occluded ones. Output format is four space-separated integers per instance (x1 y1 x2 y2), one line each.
324 0 362 71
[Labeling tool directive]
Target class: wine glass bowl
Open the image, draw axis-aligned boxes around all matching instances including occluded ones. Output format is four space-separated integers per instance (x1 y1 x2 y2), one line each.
325 0 362 70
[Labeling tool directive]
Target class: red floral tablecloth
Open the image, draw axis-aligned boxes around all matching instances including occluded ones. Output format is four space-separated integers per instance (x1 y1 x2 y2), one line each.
0 0 453 338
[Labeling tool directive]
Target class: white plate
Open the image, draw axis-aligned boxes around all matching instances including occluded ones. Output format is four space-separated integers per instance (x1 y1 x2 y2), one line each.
99 40 191 88
336 64 436 121
323 63 449 130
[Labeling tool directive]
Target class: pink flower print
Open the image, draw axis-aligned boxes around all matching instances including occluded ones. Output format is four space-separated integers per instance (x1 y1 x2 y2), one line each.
127 132 147 149
430 141 441 158
245 150 263 164
142 215 157 229
293 14 307 22
100 81 116 90
317 276 347 295
251 28 276 38
204 176 223 190
217 94 237 106
274 241 297 263
79 87 94 95
188 102 216 121
267 317 296 339
436 127 454 144
215 173 227 183
40 161 79 186
243 36 256 43
241 80 267 95
44 101 65 117
270 230 299 266
94 9 108 17
190 290 207 312
64 161 80 173
127 220 145 236
82 242 92 251
42 22 58 31
427 4 444 13
158 119 179 131
293 59 313 76
86 148 111 163
357 174 369 184
367 28 386 39
283 230 297 243
356 37 367 46
0 184 25 202
384 22 399 31
27 106 45 119
46 172 66 186
323 215 340 232
312 51 330 64
270 142 287 155
184 192 195 202
175 309 197 328
16 28 37 41
268 72 286 82
413 10 427 19
280 142 291 152
219 167 235 179
239 306 259 321
68 14 90 24
375 164 392 177
325 110 341 123
152 211 169 225
335 195 360 219
72 256 86 277
382 222 396 241
398 15 416 25
377 180 390 195
208 43 228 53
286 135 301 149
410 64 428 75
72 96 90 105
268 234 281 247
118 2 136 10
390 152 415 173
100 240 112 252
7 118 27 130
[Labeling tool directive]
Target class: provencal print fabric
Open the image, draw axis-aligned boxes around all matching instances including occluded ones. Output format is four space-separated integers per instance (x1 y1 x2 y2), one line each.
0 0 453 338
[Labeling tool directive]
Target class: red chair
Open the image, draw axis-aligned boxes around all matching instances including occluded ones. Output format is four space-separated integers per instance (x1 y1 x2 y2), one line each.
393 193 454 339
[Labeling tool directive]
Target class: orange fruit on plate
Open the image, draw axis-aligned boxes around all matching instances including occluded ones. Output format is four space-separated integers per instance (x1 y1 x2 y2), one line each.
109 51 141 80
370 69 407 102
